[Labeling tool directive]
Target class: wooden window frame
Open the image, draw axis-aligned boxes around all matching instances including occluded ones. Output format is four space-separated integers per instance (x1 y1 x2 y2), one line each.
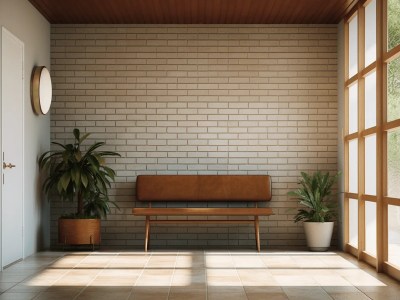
344 0 400 280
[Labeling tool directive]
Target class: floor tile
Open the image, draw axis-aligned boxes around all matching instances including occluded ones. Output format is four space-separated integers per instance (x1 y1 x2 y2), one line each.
208 291 247 300
0 292 39 300
356 286 400 300
0 282 16 293
323 286 370 300
34 290 82 300
169 287 207 300
237 268 277 286
75 286 132 300
0 250 399 300
247 293 289 300
129 287 169 300
283 286 332 300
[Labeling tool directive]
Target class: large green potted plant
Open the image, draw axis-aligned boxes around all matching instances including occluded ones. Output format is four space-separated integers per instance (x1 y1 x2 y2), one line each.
288 171 339 251
39 128 120 247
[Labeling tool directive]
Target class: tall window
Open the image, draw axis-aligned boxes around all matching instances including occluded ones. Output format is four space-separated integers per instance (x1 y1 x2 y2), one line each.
345 0 400 279
386 0 400 274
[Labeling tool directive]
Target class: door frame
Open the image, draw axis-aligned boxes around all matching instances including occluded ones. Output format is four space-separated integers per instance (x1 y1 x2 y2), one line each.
0 26 25 270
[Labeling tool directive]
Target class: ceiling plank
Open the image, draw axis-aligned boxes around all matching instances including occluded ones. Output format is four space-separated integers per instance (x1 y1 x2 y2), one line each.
28 0 358 24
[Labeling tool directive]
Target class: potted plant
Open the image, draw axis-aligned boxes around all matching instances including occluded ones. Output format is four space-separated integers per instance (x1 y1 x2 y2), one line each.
39 128 120 248
288 171 339 251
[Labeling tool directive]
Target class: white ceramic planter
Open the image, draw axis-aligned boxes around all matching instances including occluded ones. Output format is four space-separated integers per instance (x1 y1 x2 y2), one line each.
303 221 334 251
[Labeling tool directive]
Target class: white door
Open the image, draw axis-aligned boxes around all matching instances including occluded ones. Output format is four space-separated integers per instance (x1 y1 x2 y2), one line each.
1 27 24 268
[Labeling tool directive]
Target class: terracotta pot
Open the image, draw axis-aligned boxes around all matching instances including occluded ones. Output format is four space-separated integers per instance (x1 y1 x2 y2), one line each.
303 221 334 251
58 218 101 245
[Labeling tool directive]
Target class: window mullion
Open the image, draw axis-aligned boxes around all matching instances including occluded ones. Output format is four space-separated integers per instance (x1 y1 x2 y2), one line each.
358 4 366 260
377 0 387 271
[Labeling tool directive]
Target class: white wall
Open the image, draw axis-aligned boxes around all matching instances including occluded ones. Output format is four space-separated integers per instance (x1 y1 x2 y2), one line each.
0 0 51 258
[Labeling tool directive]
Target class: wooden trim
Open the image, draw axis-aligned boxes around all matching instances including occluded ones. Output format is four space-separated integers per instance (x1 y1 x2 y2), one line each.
345 74 358 87
346 243 359 256
382 0 389 265
383 44 400 63
376 0 384 272
254 216 260 252
361 62 377 77
344 18 350 253
132 207 274 216
145 216 150 252
382 203 388 262
358 198 366 258
382 0 387 55
383 262 400 281
344 198 350 247
360 127 377 137
344 132 358 141
363 0 374 8
345 4 359 23
383 196 400 205
383 119 400 131
150 219 254 224
345 192 359 199
359 5 366 72
140 212 268 252
345 19 350 82
358 4 366 259
361 195 377 201
361 250 377 267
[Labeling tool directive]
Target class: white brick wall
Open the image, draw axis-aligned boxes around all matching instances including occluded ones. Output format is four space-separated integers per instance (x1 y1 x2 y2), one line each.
50 24 338 249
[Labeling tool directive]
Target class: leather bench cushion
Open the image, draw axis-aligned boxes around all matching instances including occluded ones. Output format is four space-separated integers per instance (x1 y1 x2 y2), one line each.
136 175 272 202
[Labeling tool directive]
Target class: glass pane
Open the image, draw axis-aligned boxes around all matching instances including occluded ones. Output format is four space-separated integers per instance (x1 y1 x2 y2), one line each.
349 15 358 77
349 83 358 134
388 0 400 50
388 128 400 198
365 0 376 66
388 57 400 122
349 139 358 193
349 198 358 247
365 72 376 129
365 134 376 195
388 205 400 267
365 201 377 256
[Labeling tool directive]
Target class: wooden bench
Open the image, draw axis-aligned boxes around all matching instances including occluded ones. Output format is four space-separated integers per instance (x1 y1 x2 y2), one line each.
132 175 273 252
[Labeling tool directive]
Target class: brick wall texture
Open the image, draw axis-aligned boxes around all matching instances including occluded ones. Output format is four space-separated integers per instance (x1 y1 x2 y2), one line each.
50 24 338 250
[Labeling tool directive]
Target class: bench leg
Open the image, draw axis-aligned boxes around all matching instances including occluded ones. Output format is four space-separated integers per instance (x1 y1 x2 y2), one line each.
145 216 150 252
254 216 260 252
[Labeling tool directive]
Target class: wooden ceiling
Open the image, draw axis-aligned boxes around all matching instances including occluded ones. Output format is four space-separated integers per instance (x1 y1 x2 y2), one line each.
28 0 357 24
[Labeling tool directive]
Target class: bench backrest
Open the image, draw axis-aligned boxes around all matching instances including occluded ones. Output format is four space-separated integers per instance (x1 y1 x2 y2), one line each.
136 175 272 202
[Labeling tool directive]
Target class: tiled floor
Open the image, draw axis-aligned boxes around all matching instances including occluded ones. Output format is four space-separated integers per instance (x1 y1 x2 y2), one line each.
0 251 399 300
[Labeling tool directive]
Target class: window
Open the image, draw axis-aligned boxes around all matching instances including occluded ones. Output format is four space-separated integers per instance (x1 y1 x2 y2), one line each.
388 0 400 50
345 0 400 280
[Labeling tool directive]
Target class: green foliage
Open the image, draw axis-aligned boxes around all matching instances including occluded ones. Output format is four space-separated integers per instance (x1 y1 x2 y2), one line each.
387 0 400 193
83 190 119 218
388 0 400 50
288 171 339 223
388 0 400 122
38 128 120 218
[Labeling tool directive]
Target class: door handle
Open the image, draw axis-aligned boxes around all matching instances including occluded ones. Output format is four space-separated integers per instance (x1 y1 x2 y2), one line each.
3 162 16 169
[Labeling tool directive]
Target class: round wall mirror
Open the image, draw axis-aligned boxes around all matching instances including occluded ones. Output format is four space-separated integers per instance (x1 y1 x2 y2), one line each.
31 66 52 115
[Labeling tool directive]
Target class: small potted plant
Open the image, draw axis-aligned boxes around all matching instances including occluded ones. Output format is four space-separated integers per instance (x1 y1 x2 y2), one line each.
288 171 339 251
39 128 120 248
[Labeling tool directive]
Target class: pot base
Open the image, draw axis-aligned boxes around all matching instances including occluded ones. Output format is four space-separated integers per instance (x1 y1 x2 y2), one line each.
304 222 334 252
309 247 329 252
58 218 101 247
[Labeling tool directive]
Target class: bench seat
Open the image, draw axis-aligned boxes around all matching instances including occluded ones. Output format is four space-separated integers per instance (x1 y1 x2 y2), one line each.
133 175 273 252
132 207 273 216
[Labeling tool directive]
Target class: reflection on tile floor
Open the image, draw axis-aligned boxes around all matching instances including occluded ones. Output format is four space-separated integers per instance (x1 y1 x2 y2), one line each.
0 251 399 299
